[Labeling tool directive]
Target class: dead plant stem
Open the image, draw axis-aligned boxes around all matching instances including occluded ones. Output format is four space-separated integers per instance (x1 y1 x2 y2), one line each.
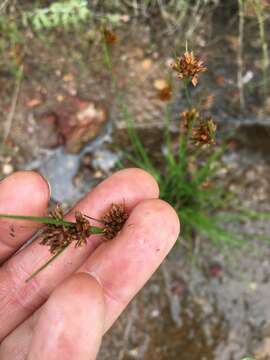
3 66 23 142
237 0 245 110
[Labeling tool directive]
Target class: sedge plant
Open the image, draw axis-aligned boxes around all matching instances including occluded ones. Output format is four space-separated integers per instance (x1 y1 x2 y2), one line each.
103 34 270 250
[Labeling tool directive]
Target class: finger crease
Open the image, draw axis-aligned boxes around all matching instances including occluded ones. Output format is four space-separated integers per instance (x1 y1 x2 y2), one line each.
5 262 48 314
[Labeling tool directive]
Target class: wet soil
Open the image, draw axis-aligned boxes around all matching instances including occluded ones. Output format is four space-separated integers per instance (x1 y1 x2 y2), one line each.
1 3 270 359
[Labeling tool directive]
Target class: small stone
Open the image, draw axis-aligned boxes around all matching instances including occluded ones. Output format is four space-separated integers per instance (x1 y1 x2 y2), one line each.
150 309 160 318
141 58 152 70
128 348 139 358
56 94 64 102
154 79 168 90
2 163 14 175
248 282 257 291
93 170 103 178
63 74 74 82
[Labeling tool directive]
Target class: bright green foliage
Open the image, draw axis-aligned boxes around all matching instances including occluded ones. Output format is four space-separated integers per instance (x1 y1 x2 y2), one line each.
20 0 125 31
22 0 91 30
120 106 239 246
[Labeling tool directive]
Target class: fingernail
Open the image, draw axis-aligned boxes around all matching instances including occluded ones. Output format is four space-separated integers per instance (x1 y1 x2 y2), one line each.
40 173 51 199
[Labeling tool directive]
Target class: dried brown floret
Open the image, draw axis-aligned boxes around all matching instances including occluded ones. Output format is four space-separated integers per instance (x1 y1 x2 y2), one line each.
157 84 173 101
171 51 207 86
50 203 64 220
73 211 92 247
103 28 117 44
40 205 92 254
191 118 217 147
40 225 70 254
102 203 128 240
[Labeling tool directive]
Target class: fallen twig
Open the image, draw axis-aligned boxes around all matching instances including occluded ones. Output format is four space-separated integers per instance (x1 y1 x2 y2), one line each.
3 66 23 142
0 0 9 13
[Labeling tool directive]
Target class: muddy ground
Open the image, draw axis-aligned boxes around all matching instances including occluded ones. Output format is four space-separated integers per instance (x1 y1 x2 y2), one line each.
1 2 270 359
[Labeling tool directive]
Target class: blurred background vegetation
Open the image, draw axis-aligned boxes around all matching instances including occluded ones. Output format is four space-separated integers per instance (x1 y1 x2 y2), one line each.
0 1 270 359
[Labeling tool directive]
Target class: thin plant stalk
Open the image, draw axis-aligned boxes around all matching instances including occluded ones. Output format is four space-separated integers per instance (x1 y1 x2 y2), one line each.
237 0 245 110
25 246 69 282
253 0 269 97
102 41 157 176
0 213 104 234
164 105 175 168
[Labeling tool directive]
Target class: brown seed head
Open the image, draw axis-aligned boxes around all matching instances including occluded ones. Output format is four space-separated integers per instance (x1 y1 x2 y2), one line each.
40 205 92 254
73 211 92 247
191 118 217 147
40 225 71 254
157 84 173 101
103 28 117 44
102 203 128 240
171 51 207 86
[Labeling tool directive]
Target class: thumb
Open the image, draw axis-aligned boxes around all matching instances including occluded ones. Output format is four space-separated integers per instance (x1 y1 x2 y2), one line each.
27 273 105 360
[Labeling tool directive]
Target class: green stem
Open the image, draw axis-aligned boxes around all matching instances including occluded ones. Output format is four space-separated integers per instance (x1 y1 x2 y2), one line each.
25 227 103 282
164 105 175 167
102 42 117 90
90 226 104 234
103 41 157 175
26 246 68 282
0 214 73 227
0 214 104 233
183 79 192 108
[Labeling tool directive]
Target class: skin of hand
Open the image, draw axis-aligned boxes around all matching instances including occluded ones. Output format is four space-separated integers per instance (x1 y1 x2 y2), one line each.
0 168 180 360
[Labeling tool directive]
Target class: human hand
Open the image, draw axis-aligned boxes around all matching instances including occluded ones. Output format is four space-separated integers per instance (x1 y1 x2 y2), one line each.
0 169 180 359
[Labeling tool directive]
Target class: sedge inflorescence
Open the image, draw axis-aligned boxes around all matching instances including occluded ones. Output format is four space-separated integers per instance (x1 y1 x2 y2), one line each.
40 204 92 253
171 51 207 87
169 50 217 147
191 117 217 147
102 27 117 44
40 203 128 254
180 109 217 147
102 203 129 240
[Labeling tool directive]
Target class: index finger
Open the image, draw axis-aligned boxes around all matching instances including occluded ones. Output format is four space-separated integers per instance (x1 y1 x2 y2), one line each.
0 171 50 263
